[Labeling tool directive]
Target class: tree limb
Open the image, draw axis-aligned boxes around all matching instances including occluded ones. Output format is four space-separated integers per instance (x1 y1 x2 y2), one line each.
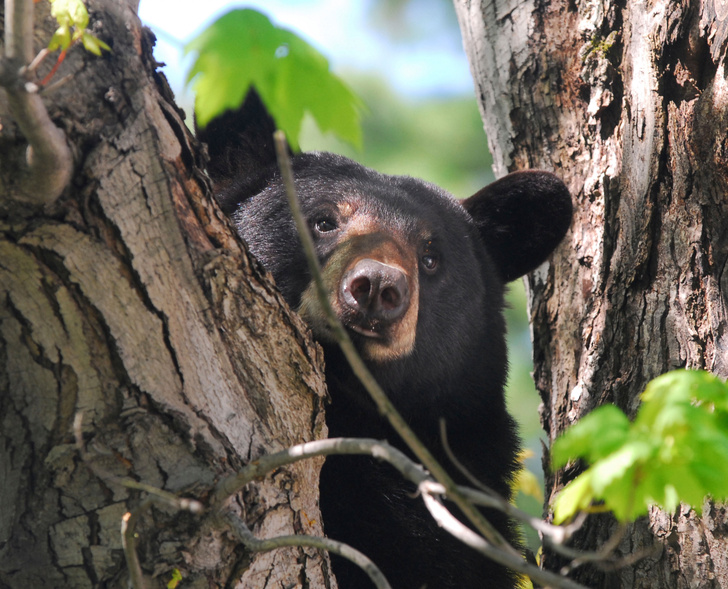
214 437 429 503
222 511 393 589
419 483 589 589
2 0 73 205
216 436 591 589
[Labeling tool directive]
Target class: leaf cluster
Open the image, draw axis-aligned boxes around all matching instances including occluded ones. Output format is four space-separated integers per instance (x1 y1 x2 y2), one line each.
48 0 110 55
186 8 362 151
551 370 728 523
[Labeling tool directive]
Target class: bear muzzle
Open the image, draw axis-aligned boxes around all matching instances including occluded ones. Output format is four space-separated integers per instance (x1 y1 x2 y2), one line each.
297 231 420 362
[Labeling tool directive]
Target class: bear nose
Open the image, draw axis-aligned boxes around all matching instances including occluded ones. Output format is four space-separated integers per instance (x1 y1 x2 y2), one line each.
341 259 410 324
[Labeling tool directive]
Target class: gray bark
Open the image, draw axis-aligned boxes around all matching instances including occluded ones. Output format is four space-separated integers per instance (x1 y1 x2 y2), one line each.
1 2 332 587
455 0 728 586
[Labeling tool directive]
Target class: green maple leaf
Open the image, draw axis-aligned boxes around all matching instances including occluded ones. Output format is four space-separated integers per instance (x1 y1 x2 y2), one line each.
186 8 362 151
48 0 110 55
552 370 728 524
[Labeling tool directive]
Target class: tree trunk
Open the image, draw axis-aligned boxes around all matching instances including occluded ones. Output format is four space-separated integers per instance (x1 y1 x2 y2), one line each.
0 2 333 588
455 0 728 587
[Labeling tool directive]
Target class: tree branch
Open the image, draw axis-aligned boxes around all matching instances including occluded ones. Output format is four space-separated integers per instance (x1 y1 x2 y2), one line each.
419 483 589 589
222 511 392 589
73 413 202 589
439 419 589 547
79 408 611 589
214 437 429 503
216 436 591 589
2 0 73 205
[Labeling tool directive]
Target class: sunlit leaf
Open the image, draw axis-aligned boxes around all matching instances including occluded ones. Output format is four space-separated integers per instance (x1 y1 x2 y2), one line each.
185 8 362 150
641 369 728 413
167 568 183 589
48 24 72 52
589 441 652 493
81 32 110 56
47 0 110 56
510 449 544 502
50 0 89 30
600 463 641 521
553 472 594 524
513 466 544 502
552 370 728 523
551 404 630 469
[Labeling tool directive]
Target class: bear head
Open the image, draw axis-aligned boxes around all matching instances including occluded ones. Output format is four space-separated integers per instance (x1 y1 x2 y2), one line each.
199 90 572 415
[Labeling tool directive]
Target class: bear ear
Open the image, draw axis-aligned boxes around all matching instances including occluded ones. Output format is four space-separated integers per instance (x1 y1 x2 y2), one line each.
462 170 572 282
196 88 290 213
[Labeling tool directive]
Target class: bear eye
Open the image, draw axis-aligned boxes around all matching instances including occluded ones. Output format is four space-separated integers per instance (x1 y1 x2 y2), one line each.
313 217 338 233
421 241 439 272
421 254 438 271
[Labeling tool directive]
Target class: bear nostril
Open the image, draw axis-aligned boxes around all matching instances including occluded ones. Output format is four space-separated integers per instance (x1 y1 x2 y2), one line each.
349 276 372 306
379 285 401 311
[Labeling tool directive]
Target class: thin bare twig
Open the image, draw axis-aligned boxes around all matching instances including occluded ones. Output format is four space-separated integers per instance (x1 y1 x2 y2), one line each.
438 385 647 571
121 500 151 589
223 511 392 589
594 544 663 572
215 438 429 504
27 47 50 73
439 418 496 493
73 413 204 514
551 518 661 576
75 413 147 589
41 73 74 95
216 431 657 588
2 0 73 205
439 419 590 550
79 418 400 589
215 439 405 587
419 482 588 589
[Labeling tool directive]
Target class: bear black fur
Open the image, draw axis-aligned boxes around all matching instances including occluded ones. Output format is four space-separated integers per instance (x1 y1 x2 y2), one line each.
198 90 572 589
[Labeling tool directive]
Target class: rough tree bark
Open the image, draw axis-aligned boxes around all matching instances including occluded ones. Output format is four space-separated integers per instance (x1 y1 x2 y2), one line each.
455 0 728 587
0 2 334 588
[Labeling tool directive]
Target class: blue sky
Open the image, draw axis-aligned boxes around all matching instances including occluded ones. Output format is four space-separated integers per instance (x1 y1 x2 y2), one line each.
137 0 474 101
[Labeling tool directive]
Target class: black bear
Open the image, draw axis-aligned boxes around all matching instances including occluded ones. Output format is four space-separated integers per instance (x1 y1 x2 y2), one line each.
199 91 572 589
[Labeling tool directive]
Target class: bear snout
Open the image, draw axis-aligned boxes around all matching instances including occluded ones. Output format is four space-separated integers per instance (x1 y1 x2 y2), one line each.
340 259 410 334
